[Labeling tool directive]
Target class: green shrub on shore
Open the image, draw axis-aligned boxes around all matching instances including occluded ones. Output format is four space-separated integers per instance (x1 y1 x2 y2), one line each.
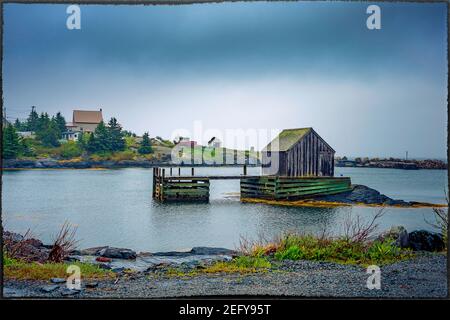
59 141 83 159
111 150 136 161
250 233 411 266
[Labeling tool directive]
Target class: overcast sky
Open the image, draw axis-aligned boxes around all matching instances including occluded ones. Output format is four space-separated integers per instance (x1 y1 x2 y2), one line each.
3 2 447 158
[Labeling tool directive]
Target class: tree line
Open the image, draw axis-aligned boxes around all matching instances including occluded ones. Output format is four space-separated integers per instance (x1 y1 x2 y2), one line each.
3 107 153 159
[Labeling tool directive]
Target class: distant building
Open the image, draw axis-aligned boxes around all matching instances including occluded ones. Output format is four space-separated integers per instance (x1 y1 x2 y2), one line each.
207 137 222 148
63 109 103 141
261 127 335 177
178 137 197 147
17 131 35 139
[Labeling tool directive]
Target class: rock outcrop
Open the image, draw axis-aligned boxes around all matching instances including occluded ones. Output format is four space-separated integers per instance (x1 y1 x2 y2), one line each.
408 230 445 252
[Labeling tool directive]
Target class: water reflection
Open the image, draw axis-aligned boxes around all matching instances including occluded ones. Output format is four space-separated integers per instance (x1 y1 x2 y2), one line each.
2 167 446 252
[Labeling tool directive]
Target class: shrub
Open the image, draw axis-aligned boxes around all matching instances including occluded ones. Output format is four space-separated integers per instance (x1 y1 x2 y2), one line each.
111 150 136 161
59 141 82 159
90 152 113 161
275 245 304 260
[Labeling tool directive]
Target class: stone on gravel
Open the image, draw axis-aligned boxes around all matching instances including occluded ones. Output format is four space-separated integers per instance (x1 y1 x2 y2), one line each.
190 247 237 256
79 246 108 256
408 230 445 252
377 226 409 248
98 263 112 270
112 267 125 273
61 288 81 296
50 278 66 284
41 285 59 293
99 247 137 260
85 282 99 288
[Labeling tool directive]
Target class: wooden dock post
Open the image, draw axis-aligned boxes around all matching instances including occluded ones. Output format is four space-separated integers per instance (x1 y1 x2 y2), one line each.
152 167 155 197
192 167 195 176
170 167 173 176
243 165 247 176
178 167 181 176
161 169 165 201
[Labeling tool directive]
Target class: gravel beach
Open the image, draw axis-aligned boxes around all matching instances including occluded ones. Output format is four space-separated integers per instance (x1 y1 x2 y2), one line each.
4 253 447 299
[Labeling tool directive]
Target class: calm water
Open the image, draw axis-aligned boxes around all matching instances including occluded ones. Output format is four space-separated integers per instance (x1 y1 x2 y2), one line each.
2 167 447 252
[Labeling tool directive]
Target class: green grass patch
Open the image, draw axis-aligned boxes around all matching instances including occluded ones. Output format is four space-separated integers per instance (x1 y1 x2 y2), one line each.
162 256 272 277
202 256 272 274
269 234 412 266
3 254 114 280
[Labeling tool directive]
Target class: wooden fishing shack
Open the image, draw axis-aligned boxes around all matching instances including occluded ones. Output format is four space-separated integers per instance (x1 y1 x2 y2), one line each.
241 128 351 200
261 127 335 177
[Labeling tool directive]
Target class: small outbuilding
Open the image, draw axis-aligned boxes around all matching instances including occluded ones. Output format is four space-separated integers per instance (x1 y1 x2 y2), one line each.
261 127 335 177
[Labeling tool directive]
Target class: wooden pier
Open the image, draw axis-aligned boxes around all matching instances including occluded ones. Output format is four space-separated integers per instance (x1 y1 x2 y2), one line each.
152 167 351 203
153 168 210 202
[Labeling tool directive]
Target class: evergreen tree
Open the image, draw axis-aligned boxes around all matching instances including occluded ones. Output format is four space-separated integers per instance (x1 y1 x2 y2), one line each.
39 119 60 147
138 132 153 154
93 121 110 152
26 106 39 132
36 112 50 133
19 138 34 157
54 112 67 137
77 132 91 152
2 124 20 159
108 117 125 152
14 119 21 130
86 133 98 153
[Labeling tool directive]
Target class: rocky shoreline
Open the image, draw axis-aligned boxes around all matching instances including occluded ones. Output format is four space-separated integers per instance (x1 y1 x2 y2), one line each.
316 184 445 207
1 159 259 169
3 229 447 298
4 253 446 298
243 184 447 208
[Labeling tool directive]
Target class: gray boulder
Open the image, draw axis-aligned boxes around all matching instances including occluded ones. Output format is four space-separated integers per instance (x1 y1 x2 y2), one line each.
408 230 445 252
78 246 108 256
190 247 237 256
377 226 409 248
99 247 137 260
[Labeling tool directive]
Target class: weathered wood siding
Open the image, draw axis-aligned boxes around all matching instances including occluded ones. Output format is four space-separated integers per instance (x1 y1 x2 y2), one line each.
262 130 335 177
241 176 351 200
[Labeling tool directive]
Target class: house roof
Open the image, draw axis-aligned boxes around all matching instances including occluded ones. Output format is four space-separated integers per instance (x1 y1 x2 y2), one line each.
73 110 103 124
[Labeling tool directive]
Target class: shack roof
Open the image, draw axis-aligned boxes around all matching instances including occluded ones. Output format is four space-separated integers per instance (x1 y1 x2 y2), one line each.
263 128 311 152
262 127 335 153
73 110 103 124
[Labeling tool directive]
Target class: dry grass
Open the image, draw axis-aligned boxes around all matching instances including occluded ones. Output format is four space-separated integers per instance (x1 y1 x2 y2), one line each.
48 221 79 263
425 190 448 246
341 209 386 243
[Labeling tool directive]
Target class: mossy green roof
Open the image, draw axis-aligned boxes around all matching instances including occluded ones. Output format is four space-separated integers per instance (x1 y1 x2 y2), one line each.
263 128 312 152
